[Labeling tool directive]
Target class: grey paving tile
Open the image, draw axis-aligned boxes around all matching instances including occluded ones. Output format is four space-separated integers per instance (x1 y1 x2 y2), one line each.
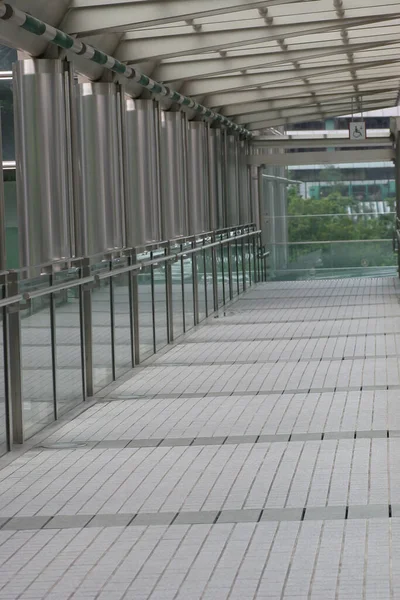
355 430 388 438
324 431 355 440
2 516 51 530
86 514 134 528
0 518 10 529
173 511 218 525
304 506 346 521
225 435 258 445
290 433 322 441
217 509 261 523
131 513 177 526
191 436 227 446
94 440 130 448
261 508 303 522
127 439 163 448
258 434 290 443
348 504 389 519
159 438 194 447
44 515 93 529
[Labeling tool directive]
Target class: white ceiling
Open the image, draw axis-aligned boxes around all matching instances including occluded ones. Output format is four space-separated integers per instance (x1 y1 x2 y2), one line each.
3 0 400 132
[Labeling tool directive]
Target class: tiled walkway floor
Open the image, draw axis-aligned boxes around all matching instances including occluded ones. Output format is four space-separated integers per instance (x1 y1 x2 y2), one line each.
1 277 400 599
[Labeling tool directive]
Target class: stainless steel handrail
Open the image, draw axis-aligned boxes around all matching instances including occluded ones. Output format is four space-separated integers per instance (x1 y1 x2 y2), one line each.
5 229 262 291
23 275 96 300
0 293 24 308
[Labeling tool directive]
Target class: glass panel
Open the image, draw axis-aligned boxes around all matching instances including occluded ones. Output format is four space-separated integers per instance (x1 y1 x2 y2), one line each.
4 174 18 270
53 272 83 417
232 239 240 298
216 239 227 307
238 238 245 293
91 264 113 392
182 245 195 331
137 265 154 361
152 252 168 352
197 246 207 322
113 269 133 378
275 240 397 280
205 247 214 315
0 287 7 456
0 76 15 161
20 280 54 439
171 244 184 340
267 167 396 281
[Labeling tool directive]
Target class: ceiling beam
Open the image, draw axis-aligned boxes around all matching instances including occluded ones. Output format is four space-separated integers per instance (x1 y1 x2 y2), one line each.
205 75 400 107
240 97 395 125
183 58 400 96
63 0 305 36
247 100 395 129
115 14 400 63
252 137 392 148
247 148 395 165
224 88 398 117
152 39 400 82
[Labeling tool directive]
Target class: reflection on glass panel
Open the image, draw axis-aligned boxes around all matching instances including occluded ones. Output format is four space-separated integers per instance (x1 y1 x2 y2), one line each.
0 77 15 161
0 291 7 456
219 244 227 307
238 239 245 293
152 256 168 352
113 270 133 377
171 245 184 340
4 174 18 269
138 266 154 361
205 247 214 315
54 286 83 417
0 44 17 70
91 277 113 392
20 290 54 439
182 247 195 331
274 240 397 279
197 247 207 323
267 174 396 281
231 240 239 298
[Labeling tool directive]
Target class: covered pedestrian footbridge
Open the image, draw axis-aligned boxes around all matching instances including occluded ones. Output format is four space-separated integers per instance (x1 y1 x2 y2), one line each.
0 1 400 598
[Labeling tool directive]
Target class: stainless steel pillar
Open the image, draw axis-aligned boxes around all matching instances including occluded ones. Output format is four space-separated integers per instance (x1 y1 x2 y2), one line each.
13 59 73 270
225 135 240 227
250 165 261 230
0 112 5 271
208 128 226 231
124 98 161 247
76 82 125 258
187 121 210 236
160 110 188 240
239 140 251 225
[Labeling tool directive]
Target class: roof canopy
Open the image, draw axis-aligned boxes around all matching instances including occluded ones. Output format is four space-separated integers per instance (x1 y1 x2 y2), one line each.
2 0 400 132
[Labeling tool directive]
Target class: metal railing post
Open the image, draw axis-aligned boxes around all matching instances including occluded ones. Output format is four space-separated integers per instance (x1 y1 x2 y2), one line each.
241 236 247 292
211 233 218 312
131 249 140 365
7 272 23 443
80 258 93 397
2 274 11 450
166 244 174 343
192 240 199 325
150 251 157 353
227 236 233 301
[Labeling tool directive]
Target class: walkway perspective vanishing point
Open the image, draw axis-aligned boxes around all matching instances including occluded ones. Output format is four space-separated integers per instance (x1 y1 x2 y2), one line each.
1 277 400 599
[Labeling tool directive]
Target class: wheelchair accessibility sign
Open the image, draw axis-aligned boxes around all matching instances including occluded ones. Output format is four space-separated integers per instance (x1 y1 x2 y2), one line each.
349 121 366 140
